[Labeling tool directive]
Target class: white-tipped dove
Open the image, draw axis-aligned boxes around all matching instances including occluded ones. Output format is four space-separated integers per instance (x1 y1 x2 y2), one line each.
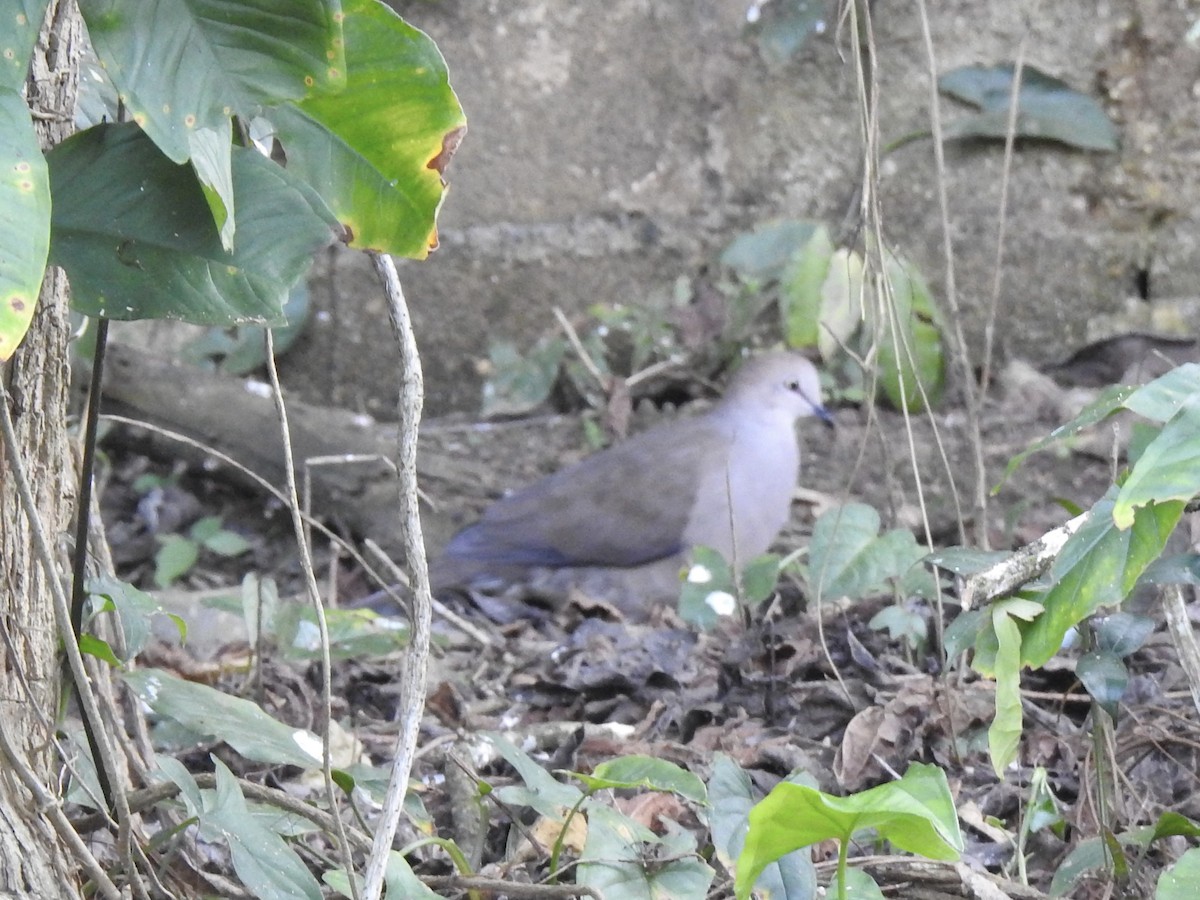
432 352 832 618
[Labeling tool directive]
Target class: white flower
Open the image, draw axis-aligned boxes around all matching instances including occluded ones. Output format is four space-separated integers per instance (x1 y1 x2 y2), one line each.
705 591 737 616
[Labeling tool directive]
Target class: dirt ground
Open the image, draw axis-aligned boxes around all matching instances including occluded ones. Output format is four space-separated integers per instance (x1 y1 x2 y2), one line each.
91 346 1200 899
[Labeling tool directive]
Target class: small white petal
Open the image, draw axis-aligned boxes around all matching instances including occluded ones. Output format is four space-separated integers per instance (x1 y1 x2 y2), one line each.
705 591 737 616
687 564 713 584
292 730 322 762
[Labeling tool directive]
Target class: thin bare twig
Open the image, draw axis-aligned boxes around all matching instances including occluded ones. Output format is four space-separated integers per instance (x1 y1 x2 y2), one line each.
914 0 989 547
363 539 494 647
361 251 434 900
262 331 358 899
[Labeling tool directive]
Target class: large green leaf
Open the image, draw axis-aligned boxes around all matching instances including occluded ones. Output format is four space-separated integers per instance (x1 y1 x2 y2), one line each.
272 0 466 257
579 803 715 900
48 123 334 324
1 1 49 91
808 503 927 600
1020 488 1184 667
0 87 50 361
874 250 944 412
1114 394 1200 529
124 668 322 768
940 64 1118 152
708 755 818 900
735 763 962 899
162 757 324 900
78 0 344 163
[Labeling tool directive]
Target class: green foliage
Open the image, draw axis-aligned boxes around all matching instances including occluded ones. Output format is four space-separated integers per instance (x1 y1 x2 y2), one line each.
806 503 931 601
939 63 1119 152
735 763 963 899
200 573 410 660
484 734 716 895
721 224 946 413
125 667 322 768
709 755 818 900
272 0 467 256
1049 811 1200 897
159 756 324 900
153 514 252 588
962 363 1200 774
479 299 679 418
746 0 827 68
48 124 334 324
679 545 781 629
0 86 50 361
4 0 465 357
86 574 188 659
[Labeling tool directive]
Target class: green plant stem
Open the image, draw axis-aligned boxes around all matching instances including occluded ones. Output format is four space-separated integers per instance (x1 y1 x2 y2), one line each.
397 837 481 900
550 792 592 883
837 838 849 900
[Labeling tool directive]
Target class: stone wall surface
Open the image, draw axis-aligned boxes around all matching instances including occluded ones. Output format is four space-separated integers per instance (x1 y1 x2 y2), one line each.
282 0 1199 417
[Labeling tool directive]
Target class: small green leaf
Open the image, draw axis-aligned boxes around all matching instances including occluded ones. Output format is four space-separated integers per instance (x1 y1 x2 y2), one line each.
753 0 826 67
579 803 714 899
154 534 199 588
1076 651 1128 721
735 763 962 899
808 504 926 600
817 247 865 360
123 668 322 768
1092 611 1155 657
485 733 583 819
844 867 887 899
86 574 186 657
205 758 324 900
988 604 1024 775
869 604 928 649
779 224 833 349
79 633 122 667
0 87 50 362
1113 394 1200 529
874 250 944 412
679 545 737 630
1049 836 1112 897
202 529 253 557
721 220 818 283
479 337 566 418
741 554 782 608
579 755 707 805
940 64 1118 152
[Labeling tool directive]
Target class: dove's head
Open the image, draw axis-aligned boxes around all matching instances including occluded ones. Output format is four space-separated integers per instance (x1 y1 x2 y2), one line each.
721 352 833 426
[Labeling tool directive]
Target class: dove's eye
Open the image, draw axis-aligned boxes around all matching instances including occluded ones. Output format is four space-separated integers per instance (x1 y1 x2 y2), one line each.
785 379 801 391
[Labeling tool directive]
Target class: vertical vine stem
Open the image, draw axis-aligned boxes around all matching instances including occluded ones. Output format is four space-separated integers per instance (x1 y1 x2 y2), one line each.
261 331 359 900
361 251 433 900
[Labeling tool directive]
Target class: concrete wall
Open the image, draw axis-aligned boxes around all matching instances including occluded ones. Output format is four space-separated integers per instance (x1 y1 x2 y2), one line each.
285 0 1199 417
